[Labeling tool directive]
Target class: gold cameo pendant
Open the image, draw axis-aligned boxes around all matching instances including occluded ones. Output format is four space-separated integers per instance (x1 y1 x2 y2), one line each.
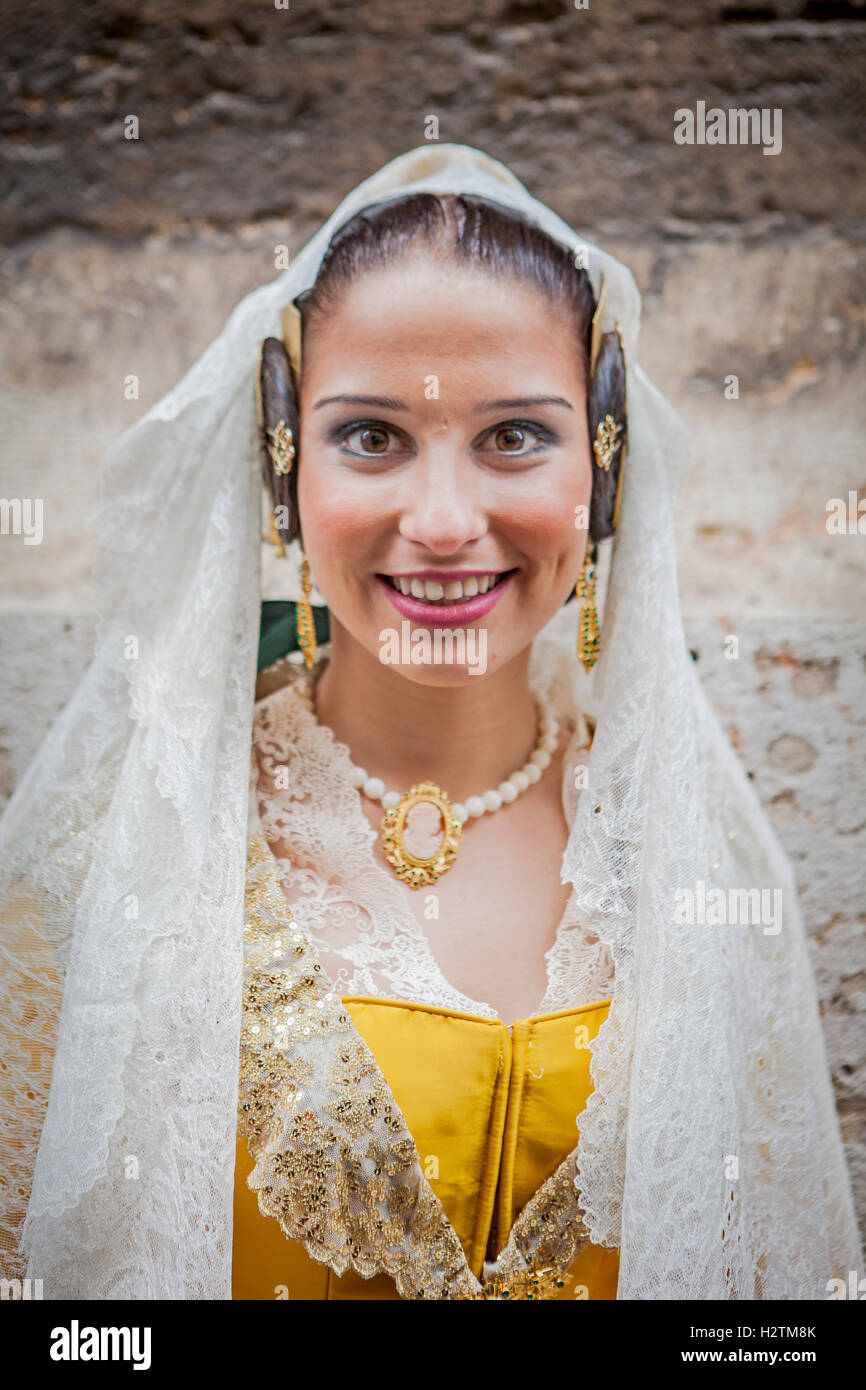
381 781 463 890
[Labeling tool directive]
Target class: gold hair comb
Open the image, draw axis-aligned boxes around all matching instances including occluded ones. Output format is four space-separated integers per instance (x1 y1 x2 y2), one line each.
589 273 606 377
282 301 302 380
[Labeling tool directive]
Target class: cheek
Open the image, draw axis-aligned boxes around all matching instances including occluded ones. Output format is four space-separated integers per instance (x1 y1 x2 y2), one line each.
296 460 384 570
501 457 592 557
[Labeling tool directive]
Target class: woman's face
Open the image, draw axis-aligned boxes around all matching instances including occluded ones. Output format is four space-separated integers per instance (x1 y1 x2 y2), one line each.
296 252 593 685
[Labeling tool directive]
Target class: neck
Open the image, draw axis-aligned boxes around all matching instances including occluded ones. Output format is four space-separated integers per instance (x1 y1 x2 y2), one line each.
312 621 539 802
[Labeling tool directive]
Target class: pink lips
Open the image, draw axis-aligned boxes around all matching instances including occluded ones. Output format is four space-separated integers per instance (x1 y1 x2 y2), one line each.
376 571 515 627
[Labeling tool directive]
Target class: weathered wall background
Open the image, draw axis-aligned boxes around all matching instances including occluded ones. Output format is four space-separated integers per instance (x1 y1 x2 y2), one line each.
1 0 865 1254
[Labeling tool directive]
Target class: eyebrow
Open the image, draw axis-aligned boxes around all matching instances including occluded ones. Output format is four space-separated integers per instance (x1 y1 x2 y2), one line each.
314 394 410 411
313 392 575 413
474 395 574 413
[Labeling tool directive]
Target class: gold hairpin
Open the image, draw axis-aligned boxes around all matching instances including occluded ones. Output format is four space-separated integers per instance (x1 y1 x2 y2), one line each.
266 419 295 476
592 414 623 471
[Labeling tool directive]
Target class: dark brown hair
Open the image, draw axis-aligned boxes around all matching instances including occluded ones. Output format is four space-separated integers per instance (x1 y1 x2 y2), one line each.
259 192 626 563
297 192 595 364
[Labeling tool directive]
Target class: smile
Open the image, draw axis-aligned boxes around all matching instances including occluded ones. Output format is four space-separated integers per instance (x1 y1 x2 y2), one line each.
385 572 509 603
375 569 517 626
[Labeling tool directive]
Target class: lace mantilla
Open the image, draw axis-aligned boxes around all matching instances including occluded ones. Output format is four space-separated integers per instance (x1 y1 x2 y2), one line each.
238 826 593 1299
252 648 615 1023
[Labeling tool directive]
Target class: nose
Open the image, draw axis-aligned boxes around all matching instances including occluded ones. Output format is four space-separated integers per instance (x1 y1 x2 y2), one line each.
397 449 488 555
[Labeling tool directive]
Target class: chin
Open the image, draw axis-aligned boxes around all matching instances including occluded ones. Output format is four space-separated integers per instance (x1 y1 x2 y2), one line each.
386 659 498 688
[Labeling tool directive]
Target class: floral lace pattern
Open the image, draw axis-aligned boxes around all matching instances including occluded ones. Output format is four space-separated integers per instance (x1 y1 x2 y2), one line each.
252 649 615 1023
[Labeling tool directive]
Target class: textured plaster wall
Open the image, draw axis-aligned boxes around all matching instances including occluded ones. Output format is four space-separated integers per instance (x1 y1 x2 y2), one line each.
1 0 864 1251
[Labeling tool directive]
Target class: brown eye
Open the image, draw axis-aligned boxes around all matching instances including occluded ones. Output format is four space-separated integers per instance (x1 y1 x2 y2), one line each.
360 426 390 453
495 426 526 452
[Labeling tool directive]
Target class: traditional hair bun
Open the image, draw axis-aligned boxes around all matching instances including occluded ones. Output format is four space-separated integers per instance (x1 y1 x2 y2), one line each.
588 328 627 543
257 335 301 543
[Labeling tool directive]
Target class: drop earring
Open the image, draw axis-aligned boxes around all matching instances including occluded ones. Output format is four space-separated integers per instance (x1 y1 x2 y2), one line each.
296 551 317 669
264 510 286 558
575 542 600 672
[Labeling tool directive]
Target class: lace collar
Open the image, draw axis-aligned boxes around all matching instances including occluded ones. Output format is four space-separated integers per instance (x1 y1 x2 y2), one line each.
251 653 614 1023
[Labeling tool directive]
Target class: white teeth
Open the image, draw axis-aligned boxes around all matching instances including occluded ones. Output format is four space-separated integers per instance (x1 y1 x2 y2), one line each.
386 573 505 603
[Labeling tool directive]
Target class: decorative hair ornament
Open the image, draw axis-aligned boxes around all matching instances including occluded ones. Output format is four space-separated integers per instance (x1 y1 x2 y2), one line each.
589 272 607 377
592 414 623 472
281 301 303 381
266 419 295 476
256 335 298 553
583 282 624 670
609 320 627 531
589 280 625 482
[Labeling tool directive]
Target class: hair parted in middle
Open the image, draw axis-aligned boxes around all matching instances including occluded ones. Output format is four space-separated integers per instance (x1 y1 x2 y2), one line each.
257 192 627 582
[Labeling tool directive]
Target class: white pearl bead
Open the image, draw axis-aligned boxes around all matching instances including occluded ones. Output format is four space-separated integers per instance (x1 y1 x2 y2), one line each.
310 678 558 830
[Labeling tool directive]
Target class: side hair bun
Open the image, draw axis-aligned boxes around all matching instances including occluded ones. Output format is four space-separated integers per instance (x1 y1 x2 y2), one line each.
257 335 301 543
588 327 627 543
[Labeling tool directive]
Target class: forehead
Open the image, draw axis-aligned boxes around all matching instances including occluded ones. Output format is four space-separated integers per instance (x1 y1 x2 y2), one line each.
301 255 585 394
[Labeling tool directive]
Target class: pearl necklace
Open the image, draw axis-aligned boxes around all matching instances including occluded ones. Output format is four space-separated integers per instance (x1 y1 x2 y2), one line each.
293 664 559 890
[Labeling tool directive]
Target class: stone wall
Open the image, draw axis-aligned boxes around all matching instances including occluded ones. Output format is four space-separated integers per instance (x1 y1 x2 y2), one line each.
1 0 864 1256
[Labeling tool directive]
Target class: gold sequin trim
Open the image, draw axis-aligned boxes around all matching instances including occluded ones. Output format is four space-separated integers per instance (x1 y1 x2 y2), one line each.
470 1156 593 1299
238 830 479 1299
238 827 596 1299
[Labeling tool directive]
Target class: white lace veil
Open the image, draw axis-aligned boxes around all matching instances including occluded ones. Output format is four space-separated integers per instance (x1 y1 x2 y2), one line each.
1 143 860 1299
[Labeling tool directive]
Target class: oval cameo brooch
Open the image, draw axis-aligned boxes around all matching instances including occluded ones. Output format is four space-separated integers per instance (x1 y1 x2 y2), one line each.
381 781 463 889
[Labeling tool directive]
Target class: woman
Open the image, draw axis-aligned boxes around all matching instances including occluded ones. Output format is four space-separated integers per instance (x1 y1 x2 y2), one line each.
0 144 860 1300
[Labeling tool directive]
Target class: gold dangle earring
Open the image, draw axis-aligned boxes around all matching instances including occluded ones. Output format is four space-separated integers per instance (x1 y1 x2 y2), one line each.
575 542 599 672
296 550 317 670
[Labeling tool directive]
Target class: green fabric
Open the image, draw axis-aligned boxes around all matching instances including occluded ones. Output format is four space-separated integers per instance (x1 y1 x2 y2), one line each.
257 600 331 672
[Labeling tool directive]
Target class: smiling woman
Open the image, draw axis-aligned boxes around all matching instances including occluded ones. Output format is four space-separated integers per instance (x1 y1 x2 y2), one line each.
254 192 614 1031
0 144 860 1302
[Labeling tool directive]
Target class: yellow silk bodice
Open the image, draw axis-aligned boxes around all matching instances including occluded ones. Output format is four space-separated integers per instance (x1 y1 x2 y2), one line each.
233 993 618 1300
